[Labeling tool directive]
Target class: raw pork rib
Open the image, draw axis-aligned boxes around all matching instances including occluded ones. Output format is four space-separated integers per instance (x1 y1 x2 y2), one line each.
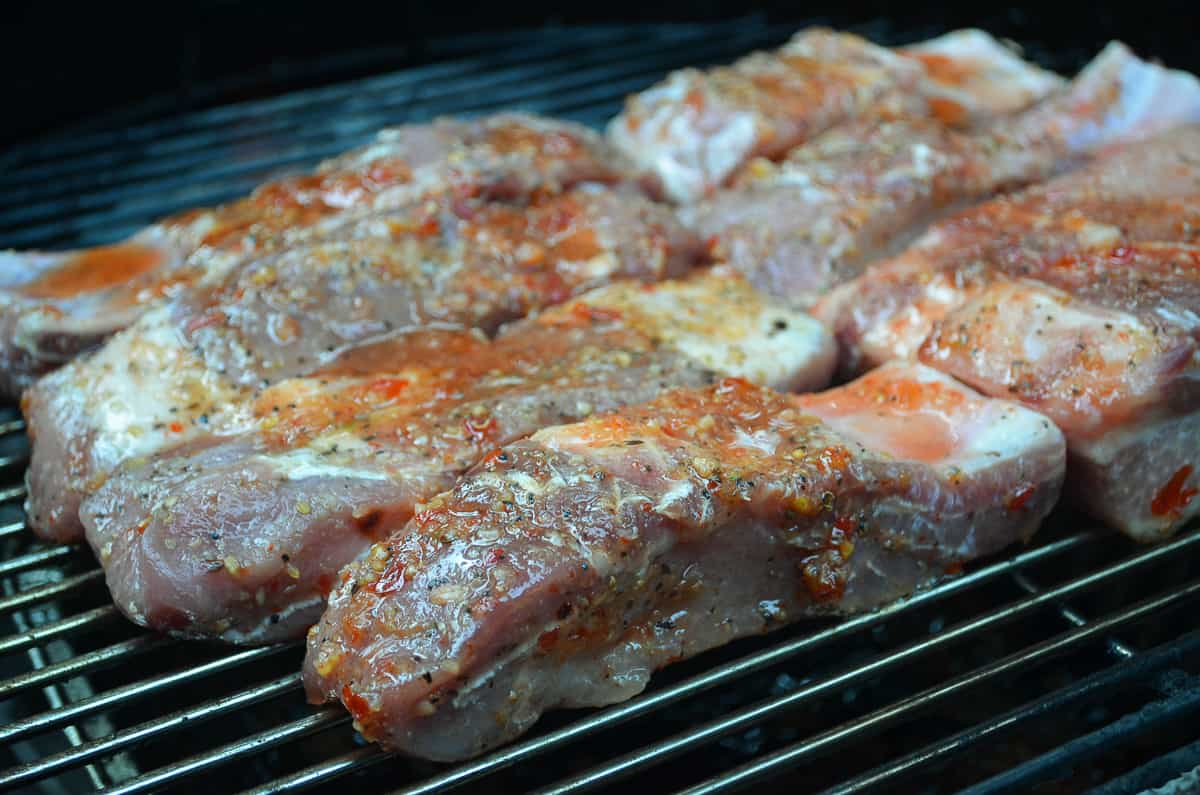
815 126 1200 541
25 186 700 543
304 362 1065 761
687 42 1200 302
607 28 1063 202
0 114 632 397
81 270 834 642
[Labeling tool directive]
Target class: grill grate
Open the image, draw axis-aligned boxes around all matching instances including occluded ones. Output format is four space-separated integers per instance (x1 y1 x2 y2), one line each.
2 17 1199 794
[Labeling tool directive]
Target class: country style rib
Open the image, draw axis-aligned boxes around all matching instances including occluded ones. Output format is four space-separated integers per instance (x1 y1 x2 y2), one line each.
0 114 634 397
608 28 1063 202
25 185 700 543
304 362 1065 761
686 42 1200 302
814 125 1200 540
81 270 834 642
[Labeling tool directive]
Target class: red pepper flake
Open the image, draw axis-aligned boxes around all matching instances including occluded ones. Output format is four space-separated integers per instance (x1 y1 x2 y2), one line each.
341 684 372 722
168 421 184 434
486 547 506 566
370 378 410 402
1151 465 1197 518
800 553 845 603
833 516 857 533
1008 485 1035 512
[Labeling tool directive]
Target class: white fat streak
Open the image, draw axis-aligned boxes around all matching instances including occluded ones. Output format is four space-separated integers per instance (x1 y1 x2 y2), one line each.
732 428 780 456
579 272 835 391
654 477 697 515
219 595 325 644
75 306 253 473
953 401 1064 473
906 29 1064 114
1059 42 1200 155
265 432 391 482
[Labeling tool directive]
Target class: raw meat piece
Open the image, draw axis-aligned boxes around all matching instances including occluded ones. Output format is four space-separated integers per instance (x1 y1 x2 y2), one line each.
304 362 1065 760
81 269 834 642
0 114 632 396
607 28 1062 202
814 126 1200 540
24 186 699 543
689 42 1200 303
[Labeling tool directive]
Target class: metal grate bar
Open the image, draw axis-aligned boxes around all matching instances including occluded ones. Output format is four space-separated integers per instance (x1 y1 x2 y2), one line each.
0 545 76 578
1 35 769 249
960 674 1200 794
0 419 26 435
1086 736 1200 795
0 569 105 615
0 673 301 788
532 530 1200 794
2 23 725 174
1010 570 1137 659
0 520 31 539
0 29 638 182
0 635 173 700
104 709 350 795
275 532 1095 795
0 643 294 744
241 746 391 795
813 627 1200 795
0 27 748 223
677 578 1200 795
0 604 119 656
0 484 27 503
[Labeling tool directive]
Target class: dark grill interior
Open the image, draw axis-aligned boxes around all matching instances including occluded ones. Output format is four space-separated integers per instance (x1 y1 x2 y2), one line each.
2 18 1199 794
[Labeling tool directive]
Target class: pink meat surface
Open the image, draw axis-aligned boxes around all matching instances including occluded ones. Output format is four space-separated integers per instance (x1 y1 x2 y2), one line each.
304 362 1065 761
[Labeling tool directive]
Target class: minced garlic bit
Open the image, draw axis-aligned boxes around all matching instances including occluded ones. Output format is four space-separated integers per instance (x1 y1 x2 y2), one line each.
296 501 312 515
285 563 301 579
314 651 341 677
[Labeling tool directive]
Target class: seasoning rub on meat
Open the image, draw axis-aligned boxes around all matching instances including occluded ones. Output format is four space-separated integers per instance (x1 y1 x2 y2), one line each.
687 41 1200 302
815 126 1200 541
81 270 833 642
0 114 635 397
304 362 1065 761
608 28 1064 202
24 185 701 544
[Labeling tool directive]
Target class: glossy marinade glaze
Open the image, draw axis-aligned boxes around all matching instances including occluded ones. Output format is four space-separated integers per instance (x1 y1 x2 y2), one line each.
81 270 834 642
304 362 1065 760
815 126 1200 540
24 185 702 544
1 114 636 397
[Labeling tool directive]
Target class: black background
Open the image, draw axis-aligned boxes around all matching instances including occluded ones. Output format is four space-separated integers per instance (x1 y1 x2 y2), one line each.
4 0 1199 149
